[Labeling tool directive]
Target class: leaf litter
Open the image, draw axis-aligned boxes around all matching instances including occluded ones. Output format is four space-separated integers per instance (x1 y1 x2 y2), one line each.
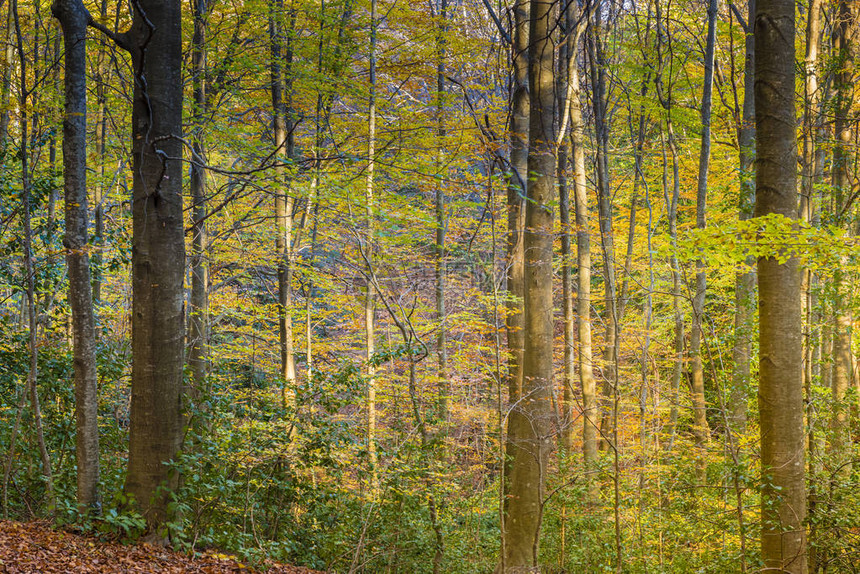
0 521 323 573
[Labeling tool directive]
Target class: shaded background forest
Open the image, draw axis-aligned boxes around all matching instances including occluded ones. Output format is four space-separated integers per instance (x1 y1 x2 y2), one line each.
1 0 858 571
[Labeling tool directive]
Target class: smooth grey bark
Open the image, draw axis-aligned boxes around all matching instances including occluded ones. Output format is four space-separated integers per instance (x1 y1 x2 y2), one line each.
501 0 556 569
122 0 186 536
755 0 807 570
52 0 100 514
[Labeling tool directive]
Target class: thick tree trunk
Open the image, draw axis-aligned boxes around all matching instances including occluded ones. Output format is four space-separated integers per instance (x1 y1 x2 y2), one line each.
502 0 556 569
755 0 807 570
501 0 528 541
123 0 186 536
52 0 100 514
505 0 528 406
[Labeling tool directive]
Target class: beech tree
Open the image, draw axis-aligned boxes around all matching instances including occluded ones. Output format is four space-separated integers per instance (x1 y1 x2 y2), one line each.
502 0 556 568
52 0 100 514
120 0 186 535
754 0 807 569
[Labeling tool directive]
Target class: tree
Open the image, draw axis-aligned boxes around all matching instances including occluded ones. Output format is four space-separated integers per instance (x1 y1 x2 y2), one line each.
52 0 100 514
754 0 807 569
502 0 556 568
121 0 186 536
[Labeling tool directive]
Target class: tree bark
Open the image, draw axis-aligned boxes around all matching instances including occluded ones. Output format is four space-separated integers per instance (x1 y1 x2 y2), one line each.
365 0 378 495
828 0 857 464
570 31 597 502
434 0 449 422
52 0 100 514
123 0 186 536
13 0 54 510
270 0 297 406
502 0 556 569
755 0 807 569
188 0 209 403
732 0 756 440
688 0 717 451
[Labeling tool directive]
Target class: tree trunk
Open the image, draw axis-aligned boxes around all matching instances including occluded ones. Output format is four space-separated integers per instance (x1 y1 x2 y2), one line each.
434 0 449 422
123 0 186 536
828 0 856 464
688 0 717 451
92 0 108 307
188 0 209 403
755 0 807 569
270 0 297 406
502 0 556 569
556 0 575 454
13 0 54 510
570 33 597 502
501 0 528 545
52 0 100 514
365 0 378 495
587 10 617 453
732 0 756 440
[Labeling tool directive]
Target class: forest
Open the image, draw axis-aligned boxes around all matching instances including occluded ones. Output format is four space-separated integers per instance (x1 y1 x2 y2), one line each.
0 0 856 571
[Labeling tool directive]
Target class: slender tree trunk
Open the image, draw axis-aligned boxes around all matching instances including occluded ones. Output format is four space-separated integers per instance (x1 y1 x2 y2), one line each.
123 0 186 536
365 0 378 495
557 0 575 454
13 0 54 509
434 0 449 422
587 11 617 452
0 5 11 148
801 1 822 569
92 0 108 306
828 0 856 464
270 0 297 405
188 0 209 402
755 0 807 569
502 0 556 568
52 0 100 514
569 46 597 504
688 0 717 452
732 0 756 441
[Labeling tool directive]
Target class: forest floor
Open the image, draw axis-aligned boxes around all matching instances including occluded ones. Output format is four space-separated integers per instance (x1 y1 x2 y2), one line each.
0 520 322 573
